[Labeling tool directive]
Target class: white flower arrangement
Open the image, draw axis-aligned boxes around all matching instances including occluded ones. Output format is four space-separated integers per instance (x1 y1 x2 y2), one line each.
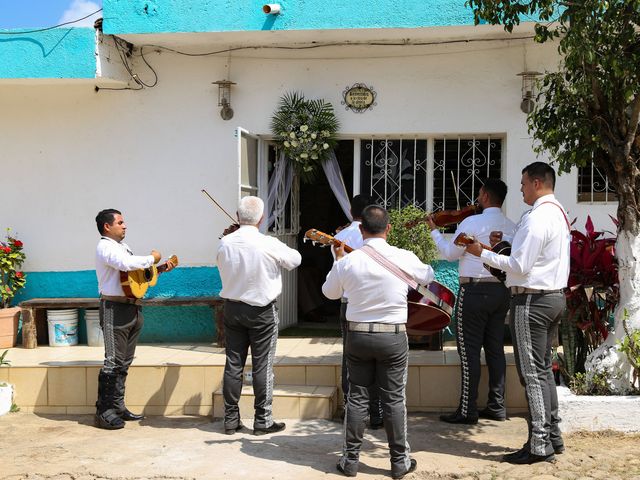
270 92 340 182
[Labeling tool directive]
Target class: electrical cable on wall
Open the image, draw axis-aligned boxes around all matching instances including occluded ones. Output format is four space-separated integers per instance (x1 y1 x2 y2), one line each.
0 8 103 34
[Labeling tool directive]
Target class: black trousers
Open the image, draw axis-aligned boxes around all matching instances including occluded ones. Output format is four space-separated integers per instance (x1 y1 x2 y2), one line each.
340 329 410 478
340 302 382 422
223 299 279 430
99 299 143 376
510 292 565 456
455 282 510 417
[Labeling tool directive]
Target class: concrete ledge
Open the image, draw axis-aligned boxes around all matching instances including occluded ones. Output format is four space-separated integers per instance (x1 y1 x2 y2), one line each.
558 385 640 433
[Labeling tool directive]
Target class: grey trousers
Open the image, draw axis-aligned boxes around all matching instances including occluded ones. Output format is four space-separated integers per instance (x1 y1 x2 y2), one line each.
339 328 410 478
340 302 382 422
455 282 510 417
99 299 143 375
222 299 279 430
510 292 565 456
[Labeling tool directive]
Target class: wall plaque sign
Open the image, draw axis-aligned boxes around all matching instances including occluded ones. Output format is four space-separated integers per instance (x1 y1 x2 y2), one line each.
342 83 377 113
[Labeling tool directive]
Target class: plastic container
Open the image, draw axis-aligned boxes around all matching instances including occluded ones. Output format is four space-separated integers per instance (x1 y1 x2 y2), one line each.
47 309 79 346
85 309 104 347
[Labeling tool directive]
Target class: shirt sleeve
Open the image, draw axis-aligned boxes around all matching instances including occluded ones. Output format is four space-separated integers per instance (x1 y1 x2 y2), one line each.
98 242 154 272
271 238 302 271
431 228 466 261
480 214 545 275
407 251 435 285
322 261 343 300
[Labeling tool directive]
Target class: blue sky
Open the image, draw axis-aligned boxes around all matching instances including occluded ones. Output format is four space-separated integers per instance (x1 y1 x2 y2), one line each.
0 0 102 29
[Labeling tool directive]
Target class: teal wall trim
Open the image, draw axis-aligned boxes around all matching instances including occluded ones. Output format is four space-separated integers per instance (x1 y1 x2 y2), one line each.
103 0 477 34
13 267 222 343
0 27 95 79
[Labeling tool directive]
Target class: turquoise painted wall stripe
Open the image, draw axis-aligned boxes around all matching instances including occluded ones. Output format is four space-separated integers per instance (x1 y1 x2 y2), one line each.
0 27 95 79
102 0 478 34
13 267 223 343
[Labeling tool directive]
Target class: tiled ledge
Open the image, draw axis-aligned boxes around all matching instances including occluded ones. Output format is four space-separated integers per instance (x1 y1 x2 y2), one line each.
0 341 526 413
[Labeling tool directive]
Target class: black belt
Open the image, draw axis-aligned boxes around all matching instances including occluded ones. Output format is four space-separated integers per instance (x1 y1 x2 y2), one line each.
100 295 141 305
347 322 406 333
510 287 564 295
459 276 502 285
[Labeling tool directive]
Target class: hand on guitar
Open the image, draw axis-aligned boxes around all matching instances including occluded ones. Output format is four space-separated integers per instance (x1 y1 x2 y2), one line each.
151 249 162 264
464 240 484 257
164 257 176 272
332 242 347 261
425 215 437 230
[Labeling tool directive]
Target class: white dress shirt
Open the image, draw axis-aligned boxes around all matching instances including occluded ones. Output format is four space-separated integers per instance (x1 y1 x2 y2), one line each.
334 221 364 250
431 207 516 278
322 237 434 324
95 237 155 296
217 225 302 307
480 194 570 289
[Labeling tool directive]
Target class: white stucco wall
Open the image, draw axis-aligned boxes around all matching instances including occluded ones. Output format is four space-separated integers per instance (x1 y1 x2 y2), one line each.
0 34 617 272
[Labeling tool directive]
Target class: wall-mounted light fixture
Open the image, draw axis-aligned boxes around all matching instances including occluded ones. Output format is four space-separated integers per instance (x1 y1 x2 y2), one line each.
517 71 542 114
263 4 281 14
212 79 236 120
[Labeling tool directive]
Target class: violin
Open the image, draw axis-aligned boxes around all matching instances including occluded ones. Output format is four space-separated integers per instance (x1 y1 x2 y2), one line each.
405 204 480 229
220 223 240 238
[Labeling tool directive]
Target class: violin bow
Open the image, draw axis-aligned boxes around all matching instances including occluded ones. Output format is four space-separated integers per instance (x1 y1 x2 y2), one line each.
450 171 461 211
201 189 238 224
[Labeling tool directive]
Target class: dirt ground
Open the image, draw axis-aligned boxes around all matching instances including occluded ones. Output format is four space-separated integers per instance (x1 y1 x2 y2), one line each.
1 413 639 480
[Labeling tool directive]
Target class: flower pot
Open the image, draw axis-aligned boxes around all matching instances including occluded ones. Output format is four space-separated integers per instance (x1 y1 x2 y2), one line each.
0 307 20 349
0 383 13 416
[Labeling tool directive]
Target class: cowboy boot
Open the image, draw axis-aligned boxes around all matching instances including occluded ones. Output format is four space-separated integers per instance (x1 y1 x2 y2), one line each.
95 372 125 430
114 372 143 421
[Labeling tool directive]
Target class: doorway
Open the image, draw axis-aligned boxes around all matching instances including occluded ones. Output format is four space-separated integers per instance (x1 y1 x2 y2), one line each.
297 140 354 325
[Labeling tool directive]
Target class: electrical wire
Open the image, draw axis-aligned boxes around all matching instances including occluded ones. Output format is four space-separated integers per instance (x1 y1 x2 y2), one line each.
0 8 103 35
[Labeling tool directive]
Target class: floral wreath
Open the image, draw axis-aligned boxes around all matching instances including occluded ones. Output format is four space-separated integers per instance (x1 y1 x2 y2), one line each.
270 92 340 182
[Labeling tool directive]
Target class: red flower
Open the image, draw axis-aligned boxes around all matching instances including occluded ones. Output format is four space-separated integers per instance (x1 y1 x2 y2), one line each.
1 246 10 253
13 240 23 248
15 272 23 278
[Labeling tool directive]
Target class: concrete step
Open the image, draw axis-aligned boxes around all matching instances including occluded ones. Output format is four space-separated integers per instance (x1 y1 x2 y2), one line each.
213 384 338 420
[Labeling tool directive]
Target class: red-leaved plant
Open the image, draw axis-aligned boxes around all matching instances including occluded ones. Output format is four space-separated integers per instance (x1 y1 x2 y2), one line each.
559 216 619 380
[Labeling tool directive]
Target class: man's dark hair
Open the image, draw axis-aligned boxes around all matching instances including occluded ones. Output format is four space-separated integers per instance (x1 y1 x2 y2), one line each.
361 205 389 234
481 178 508 205
96 209 121 235
522 162 556 189
351 194 373 220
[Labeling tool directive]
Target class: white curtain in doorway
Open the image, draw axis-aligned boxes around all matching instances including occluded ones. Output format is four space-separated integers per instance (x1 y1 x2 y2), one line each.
265 150 293 231
322 150 352 221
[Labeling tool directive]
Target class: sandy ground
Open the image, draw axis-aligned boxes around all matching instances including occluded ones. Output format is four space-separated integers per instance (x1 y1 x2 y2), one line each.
1 413 639 480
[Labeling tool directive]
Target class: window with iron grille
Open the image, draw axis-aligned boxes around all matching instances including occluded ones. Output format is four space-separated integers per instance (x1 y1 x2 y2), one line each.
577 160 616 203
360 137 503 232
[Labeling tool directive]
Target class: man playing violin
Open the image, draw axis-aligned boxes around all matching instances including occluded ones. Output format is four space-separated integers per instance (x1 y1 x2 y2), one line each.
217 196 302 436
427 178 516 425
465 163 570 464
94 209 175 430
323 205 434 479
333 194 383 430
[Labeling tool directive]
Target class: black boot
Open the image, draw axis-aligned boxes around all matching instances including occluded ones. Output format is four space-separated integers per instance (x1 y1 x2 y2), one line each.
115 372 143 421
95 372 125 430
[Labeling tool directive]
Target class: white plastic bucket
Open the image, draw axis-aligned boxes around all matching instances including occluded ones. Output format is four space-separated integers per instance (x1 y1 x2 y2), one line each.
0 384 13 416
47 309 79 347
85 310 104 347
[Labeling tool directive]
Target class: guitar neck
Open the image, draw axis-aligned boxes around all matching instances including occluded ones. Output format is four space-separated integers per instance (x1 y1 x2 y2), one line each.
333 239 354 254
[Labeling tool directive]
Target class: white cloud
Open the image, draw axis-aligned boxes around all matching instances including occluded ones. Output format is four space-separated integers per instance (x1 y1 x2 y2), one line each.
58 0 102 27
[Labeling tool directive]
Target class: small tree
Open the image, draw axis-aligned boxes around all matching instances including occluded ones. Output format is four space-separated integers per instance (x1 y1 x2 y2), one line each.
467 0 640 392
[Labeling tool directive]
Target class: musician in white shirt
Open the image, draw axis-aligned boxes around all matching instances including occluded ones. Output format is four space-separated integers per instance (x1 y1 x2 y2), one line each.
94 209 173 430
217 196 301 436
334 194 383 430
428 178 516 425
323 205 434 479
466 162 570 465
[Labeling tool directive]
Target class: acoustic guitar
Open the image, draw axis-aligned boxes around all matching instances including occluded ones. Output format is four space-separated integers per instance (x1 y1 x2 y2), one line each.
120 255 179 299
453 233 511 282
304 229 454 334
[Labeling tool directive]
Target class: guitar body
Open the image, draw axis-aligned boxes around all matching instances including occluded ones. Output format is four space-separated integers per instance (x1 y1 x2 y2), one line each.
484 241 511 282
407 281 455 335
120 255 178 299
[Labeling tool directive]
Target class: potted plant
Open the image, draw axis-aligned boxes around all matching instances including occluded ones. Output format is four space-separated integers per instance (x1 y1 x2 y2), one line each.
0 350 14 415
0 228 26 348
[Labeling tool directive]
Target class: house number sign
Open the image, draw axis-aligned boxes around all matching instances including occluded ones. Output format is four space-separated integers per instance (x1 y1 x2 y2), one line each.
342 83 377 113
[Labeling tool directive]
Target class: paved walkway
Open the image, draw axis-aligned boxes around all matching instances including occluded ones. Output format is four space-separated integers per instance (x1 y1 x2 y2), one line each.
1 413 639 480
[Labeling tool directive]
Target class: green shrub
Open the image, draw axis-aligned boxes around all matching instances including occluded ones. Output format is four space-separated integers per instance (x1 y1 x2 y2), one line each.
387 205 438 265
